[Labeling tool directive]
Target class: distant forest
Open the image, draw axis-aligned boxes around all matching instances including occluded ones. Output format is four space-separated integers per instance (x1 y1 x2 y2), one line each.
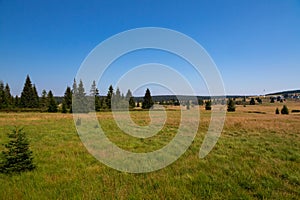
1 75 296 113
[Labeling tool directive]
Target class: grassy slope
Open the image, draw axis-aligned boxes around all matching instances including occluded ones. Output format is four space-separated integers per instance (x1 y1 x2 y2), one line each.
0 102 299 199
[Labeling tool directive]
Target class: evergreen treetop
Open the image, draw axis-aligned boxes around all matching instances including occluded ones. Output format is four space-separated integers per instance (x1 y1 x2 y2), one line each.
142 88 154 109
0 127 35 174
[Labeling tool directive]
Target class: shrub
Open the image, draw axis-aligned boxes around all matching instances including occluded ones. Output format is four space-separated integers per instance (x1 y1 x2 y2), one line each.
227 98 236 112
0 127 35 174
275 108 280 114
205 100 212 110
281 105 289 115
250 98 256 105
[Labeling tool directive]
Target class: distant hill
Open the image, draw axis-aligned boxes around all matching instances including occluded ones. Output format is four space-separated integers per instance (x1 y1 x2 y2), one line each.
266 89 300 96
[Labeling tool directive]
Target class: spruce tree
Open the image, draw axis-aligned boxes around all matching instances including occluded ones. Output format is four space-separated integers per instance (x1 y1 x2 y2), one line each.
129 97 135 109
72 78 77 95
40 90 48 110
90 81 100 112
205 100 212 110
142 88 154 109
4 83 12 108
125 89 133 101
227 98 236 112
14 95 20 108
106 85 114 110
61 101 67 113
20 75 38 108
63 86 72 110
281 105 289 115
90 81 97 96
250 98 255 105
0 127 35 174
72 80 88 113
112 88 122 109
275 108 280 114
0 81 5 109
32 85 39 107
47 90 57 112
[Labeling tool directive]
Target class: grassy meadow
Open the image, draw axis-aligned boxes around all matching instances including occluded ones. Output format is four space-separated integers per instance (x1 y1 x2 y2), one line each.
0 101 299 199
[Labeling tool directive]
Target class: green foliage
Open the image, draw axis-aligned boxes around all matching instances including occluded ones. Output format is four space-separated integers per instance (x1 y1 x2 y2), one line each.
205 100 212 110
142 88 154 109
227 98 236 112
47 90 57 113
64 86 72 110
129 97 135 109
0 81 14 109
61 101 67 113
105 85 114 110
72 79 89 113
40 89 48 110
125 89 133 101
112 87 123 109
0 127 35 174
250 98 256 105
275 108 280 114
270 98 275 103
89 81 101 111
20 75 39 108
281 105 289 115
198 99 204 106
0 112 300 199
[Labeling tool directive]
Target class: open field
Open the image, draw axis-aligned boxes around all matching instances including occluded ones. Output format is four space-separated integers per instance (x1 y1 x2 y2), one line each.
0 102 299 199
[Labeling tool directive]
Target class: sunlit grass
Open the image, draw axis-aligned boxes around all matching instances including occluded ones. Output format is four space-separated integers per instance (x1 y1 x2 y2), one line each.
0 101 299 199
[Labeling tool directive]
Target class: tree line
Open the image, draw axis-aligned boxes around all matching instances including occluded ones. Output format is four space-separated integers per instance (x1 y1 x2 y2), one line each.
0 75 156 113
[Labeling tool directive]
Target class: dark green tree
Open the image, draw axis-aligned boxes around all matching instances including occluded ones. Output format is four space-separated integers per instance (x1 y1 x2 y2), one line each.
198 99 204 106
72 80 88 113
270 98 275 103
142 88 154 109
227 98 236 112
256 97 262 104
20 75 39 108
47 90 57 112
205 100 212 110
32 85 39 107
90 81 101 111
112 87 122 109
0 81 5 109
129 97 135 109
61 101 67 113
72 78 77 95
40 90 48 110
4 83 13 108
275 108 280 114
64 86 72 110
105 85 114 110
95 91 101 112
0 127 35 174
125 89 133 101
14 95 20 108
281 105 289 115
250 98 255 105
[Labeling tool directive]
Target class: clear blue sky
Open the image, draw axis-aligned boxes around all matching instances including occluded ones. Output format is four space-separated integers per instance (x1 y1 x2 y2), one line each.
0 0 299 96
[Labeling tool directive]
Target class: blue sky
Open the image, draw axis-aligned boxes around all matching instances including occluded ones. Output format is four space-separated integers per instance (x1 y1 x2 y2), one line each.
0 0 299 96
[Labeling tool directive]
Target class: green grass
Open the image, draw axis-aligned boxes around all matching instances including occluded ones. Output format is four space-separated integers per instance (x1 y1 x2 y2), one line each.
0 103 299 199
